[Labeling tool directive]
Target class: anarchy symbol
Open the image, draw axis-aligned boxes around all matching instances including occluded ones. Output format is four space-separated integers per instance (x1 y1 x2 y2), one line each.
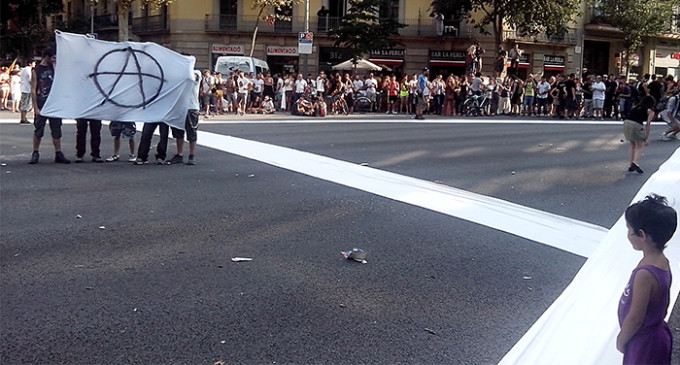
89 47 165 108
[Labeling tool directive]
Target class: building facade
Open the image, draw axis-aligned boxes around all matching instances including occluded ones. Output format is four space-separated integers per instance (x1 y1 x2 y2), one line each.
38 0 680 79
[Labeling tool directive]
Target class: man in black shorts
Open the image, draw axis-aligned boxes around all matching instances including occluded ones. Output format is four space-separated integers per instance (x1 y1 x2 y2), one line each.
29 48 70 164
105 121 137 162
166 69 201 165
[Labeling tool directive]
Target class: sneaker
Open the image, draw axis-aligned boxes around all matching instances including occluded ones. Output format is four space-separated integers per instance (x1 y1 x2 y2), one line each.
92 156 104 163
187 154 196 165
74 156 84 163
29 151 39 164
135 158 148 165
659 133 673 141
55 151 71 164
106 154 120 162
166 154 183 165
19 120 31 124
155 158 165 165
127 154 137 162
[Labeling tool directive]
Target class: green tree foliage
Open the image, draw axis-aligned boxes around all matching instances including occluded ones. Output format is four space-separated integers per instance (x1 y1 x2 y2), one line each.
430 0 580 48
1 0 64 60
328 0 406 68
592 0 680 52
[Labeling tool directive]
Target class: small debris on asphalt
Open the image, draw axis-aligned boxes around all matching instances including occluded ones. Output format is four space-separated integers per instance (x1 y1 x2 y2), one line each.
511 171 516 175
85 287 94 290
1 163 6 166
339 303 346 308
523 276 532 280
359 162 369 166
248 174 255 178
231 257 253 262
76 214 82 219
342 248 368 263
5 171 10 174
98 225 105 230
424 328 438 335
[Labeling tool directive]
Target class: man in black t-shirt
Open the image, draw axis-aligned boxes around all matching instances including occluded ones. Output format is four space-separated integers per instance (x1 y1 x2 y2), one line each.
29 48 70 164
565 73 577 118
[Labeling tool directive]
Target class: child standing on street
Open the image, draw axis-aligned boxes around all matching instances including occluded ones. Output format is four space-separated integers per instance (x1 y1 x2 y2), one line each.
617 194 677 364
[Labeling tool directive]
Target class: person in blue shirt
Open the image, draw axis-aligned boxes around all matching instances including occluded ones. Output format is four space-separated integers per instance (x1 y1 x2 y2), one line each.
414 68 429 120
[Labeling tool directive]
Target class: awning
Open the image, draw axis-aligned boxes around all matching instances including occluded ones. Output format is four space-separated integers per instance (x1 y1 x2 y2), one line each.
368 58 404 66
429 60 465 67
507 62 531 69
544 65 565 71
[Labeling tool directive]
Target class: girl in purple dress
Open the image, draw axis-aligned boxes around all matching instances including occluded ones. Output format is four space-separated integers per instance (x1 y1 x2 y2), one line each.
618 194 677 364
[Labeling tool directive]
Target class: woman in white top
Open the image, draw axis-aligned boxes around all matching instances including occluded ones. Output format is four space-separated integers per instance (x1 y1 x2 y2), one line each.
284 74 295 111
433 74 446 115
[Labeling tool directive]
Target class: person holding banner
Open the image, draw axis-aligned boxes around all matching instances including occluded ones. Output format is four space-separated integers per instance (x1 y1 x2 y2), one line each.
29 48 70 164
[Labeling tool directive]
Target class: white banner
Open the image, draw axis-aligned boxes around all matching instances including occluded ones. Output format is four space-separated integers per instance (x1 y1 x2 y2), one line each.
499 147 680 365
41 32 196 130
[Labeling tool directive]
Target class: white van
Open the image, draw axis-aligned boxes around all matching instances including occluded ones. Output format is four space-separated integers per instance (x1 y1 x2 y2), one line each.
214 56 270 76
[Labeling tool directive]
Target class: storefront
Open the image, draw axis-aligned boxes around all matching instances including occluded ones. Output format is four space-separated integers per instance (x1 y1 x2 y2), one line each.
318 47 353 74
654 48 680 78
506 53 530 79
369 49 405 77
429 50 466 78
210 43 244 70
543 55 566 78
266 46 299 76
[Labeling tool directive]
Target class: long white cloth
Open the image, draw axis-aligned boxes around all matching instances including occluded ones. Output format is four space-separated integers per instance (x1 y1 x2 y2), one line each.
499 147 680 364
41 32 195 130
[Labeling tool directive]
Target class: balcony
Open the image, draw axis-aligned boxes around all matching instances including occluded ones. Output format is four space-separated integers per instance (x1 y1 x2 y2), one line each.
131 14 168 33
503 28 577 46
205 15 473 38
93 14 119 31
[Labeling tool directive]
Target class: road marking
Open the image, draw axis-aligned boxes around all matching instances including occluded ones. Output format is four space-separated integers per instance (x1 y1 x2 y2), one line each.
197 130 608 258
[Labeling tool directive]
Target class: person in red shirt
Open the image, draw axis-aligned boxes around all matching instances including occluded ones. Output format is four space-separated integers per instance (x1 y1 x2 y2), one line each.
387 75 399 114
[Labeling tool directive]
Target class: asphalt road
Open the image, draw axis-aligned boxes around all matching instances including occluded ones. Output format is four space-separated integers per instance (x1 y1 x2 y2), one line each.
1 113 679 364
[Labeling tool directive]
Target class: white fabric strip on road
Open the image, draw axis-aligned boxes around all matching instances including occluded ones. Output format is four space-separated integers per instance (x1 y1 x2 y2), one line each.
499 147 680 365
198 130 608 258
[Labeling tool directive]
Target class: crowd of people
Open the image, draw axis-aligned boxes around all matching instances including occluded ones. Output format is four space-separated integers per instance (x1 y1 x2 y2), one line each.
3 42 679 171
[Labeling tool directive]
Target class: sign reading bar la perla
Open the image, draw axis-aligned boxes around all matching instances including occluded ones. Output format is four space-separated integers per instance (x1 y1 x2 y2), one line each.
211 44 244 55
429 50 466 61
370 49 406 58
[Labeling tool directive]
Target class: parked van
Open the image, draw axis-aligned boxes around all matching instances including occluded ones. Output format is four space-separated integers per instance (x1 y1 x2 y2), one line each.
214 56 270 76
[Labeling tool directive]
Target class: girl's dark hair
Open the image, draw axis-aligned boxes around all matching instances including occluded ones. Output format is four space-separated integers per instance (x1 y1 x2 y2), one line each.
625 194 678 250
638 95 656 110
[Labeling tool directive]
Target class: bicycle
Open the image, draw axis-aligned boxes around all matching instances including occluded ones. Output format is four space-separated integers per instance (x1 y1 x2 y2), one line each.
329 92 349 115
462 92 491 117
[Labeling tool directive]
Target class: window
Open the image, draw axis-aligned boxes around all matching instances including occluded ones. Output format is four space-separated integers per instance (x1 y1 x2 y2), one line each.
219 0 238 31
379 0 399 19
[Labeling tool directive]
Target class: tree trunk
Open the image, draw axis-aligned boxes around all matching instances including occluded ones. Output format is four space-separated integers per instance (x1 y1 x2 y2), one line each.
249 7 265 58
118 5 129 41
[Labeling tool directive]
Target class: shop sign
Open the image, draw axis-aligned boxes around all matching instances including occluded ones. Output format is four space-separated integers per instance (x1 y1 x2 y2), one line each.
267 46 299 56
370 49 406 59
671 53 680 60
429 50 466 61
211 44 244 55
319 47 353 63
543 55 565 65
